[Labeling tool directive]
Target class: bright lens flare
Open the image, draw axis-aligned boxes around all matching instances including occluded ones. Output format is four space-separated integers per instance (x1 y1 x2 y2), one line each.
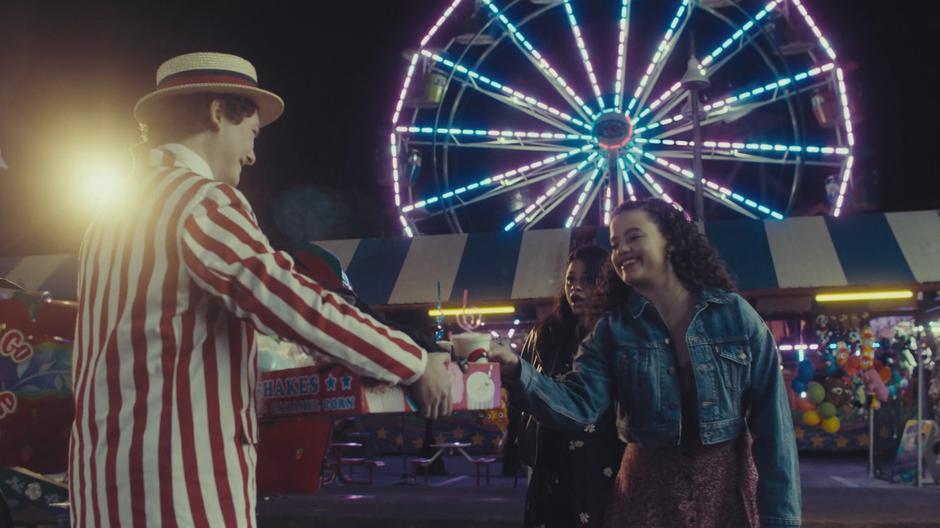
73 155 125 209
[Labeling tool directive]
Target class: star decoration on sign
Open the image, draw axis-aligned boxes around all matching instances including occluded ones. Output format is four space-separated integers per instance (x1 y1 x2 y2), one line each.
835 436 849 449
376 428 388 440
325 374 337 392
393 434 404 447
434 433 447 445
451 427 466 439
341 375 353 391
794 427 805 441
811 435 825 449
411 437 424 449
471 433 484 446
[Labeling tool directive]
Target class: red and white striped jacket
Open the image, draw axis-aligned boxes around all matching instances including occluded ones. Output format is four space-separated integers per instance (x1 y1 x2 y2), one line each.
69 144 428 527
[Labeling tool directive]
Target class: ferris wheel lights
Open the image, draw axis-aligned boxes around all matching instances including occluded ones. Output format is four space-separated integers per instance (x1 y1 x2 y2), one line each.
395 0 852 233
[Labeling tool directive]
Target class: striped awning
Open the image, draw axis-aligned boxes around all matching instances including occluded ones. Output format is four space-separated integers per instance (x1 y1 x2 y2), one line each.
2 210 938 305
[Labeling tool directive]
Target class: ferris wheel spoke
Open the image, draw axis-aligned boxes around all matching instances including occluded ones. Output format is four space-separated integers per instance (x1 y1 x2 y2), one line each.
480 0 595 120
562 0 605 110
636 63 835 136
639 148 844 168
518 179 585 231
400 144 594 214
565 159 607 228
613 0 632 112
504 154 601 231
409 161 584 222
624 0 692 118
621 153 684 211
397 125 593 143
466 160 586 207
421 50 591 132
637 137 850 158
406 140 586 153
637 158 757 219
615 157 638 202
635 0 783 124
632 148 783 219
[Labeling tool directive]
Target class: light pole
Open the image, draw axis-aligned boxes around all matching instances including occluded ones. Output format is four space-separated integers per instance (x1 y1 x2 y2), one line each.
681 56 710 234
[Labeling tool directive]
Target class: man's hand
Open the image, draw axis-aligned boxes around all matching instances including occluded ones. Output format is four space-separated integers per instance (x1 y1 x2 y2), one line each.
486 341 521 380
411 353 452 419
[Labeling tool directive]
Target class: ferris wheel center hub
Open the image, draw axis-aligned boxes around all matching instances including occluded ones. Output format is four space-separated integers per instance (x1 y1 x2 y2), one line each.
592 111 633 150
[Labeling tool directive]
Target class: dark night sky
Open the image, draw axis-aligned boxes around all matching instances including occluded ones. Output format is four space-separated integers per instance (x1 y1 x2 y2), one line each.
0 0 938 257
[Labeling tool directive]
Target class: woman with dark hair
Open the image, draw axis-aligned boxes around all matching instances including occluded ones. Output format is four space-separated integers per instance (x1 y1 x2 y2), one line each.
491 199 801 528
509 245 625 528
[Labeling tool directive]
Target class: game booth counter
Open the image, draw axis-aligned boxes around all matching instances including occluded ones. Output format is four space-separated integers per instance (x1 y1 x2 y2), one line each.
0 285 503 524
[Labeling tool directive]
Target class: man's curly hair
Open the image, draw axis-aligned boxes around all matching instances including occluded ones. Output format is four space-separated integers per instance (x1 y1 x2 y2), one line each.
597 198 736 311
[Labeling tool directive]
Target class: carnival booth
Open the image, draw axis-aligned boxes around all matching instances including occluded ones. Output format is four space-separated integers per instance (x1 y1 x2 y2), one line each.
2 209 939 516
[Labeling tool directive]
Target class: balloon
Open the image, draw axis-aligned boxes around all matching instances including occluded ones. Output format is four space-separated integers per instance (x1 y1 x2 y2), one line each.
821 416 841 433
879 366 891 383
798 360 816 383
791 379 807 394
796 398 817 413
818 401 837 419
807 382 826 404
802 410 821 426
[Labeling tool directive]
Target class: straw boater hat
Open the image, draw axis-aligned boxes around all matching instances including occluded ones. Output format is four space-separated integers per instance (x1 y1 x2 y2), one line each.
134 51 284 127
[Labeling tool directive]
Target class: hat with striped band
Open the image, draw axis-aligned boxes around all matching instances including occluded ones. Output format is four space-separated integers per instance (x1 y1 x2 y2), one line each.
134 51 284 127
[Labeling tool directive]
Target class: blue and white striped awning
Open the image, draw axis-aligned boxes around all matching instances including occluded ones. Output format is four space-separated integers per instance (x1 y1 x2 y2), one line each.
3 210 938 304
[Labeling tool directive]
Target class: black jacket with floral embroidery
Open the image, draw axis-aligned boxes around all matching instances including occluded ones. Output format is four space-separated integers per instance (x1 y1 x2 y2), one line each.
510 324 625 527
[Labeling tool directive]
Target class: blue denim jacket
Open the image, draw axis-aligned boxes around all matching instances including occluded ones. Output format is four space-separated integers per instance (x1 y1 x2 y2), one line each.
513 288 801 527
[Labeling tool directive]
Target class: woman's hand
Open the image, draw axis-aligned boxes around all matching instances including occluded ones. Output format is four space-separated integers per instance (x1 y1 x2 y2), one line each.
487 340 521 380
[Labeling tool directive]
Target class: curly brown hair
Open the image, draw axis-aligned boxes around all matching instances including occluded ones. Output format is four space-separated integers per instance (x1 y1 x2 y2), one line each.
141 93 257 145
536 244 610 346
597 199 736 311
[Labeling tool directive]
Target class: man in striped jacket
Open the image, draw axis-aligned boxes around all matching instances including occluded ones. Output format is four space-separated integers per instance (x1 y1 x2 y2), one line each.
69 52 452 527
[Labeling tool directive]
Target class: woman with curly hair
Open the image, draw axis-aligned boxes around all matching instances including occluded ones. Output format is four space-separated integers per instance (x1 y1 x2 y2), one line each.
491 199 801 527
508 245 625 527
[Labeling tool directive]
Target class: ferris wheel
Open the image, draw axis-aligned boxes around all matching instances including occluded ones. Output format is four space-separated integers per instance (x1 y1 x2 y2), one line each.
388 0 855 236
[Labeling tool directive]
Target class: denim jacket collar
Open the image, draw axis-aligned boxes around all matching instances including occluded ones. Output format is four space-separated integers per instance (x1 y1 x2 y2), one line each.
626 287 734 319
